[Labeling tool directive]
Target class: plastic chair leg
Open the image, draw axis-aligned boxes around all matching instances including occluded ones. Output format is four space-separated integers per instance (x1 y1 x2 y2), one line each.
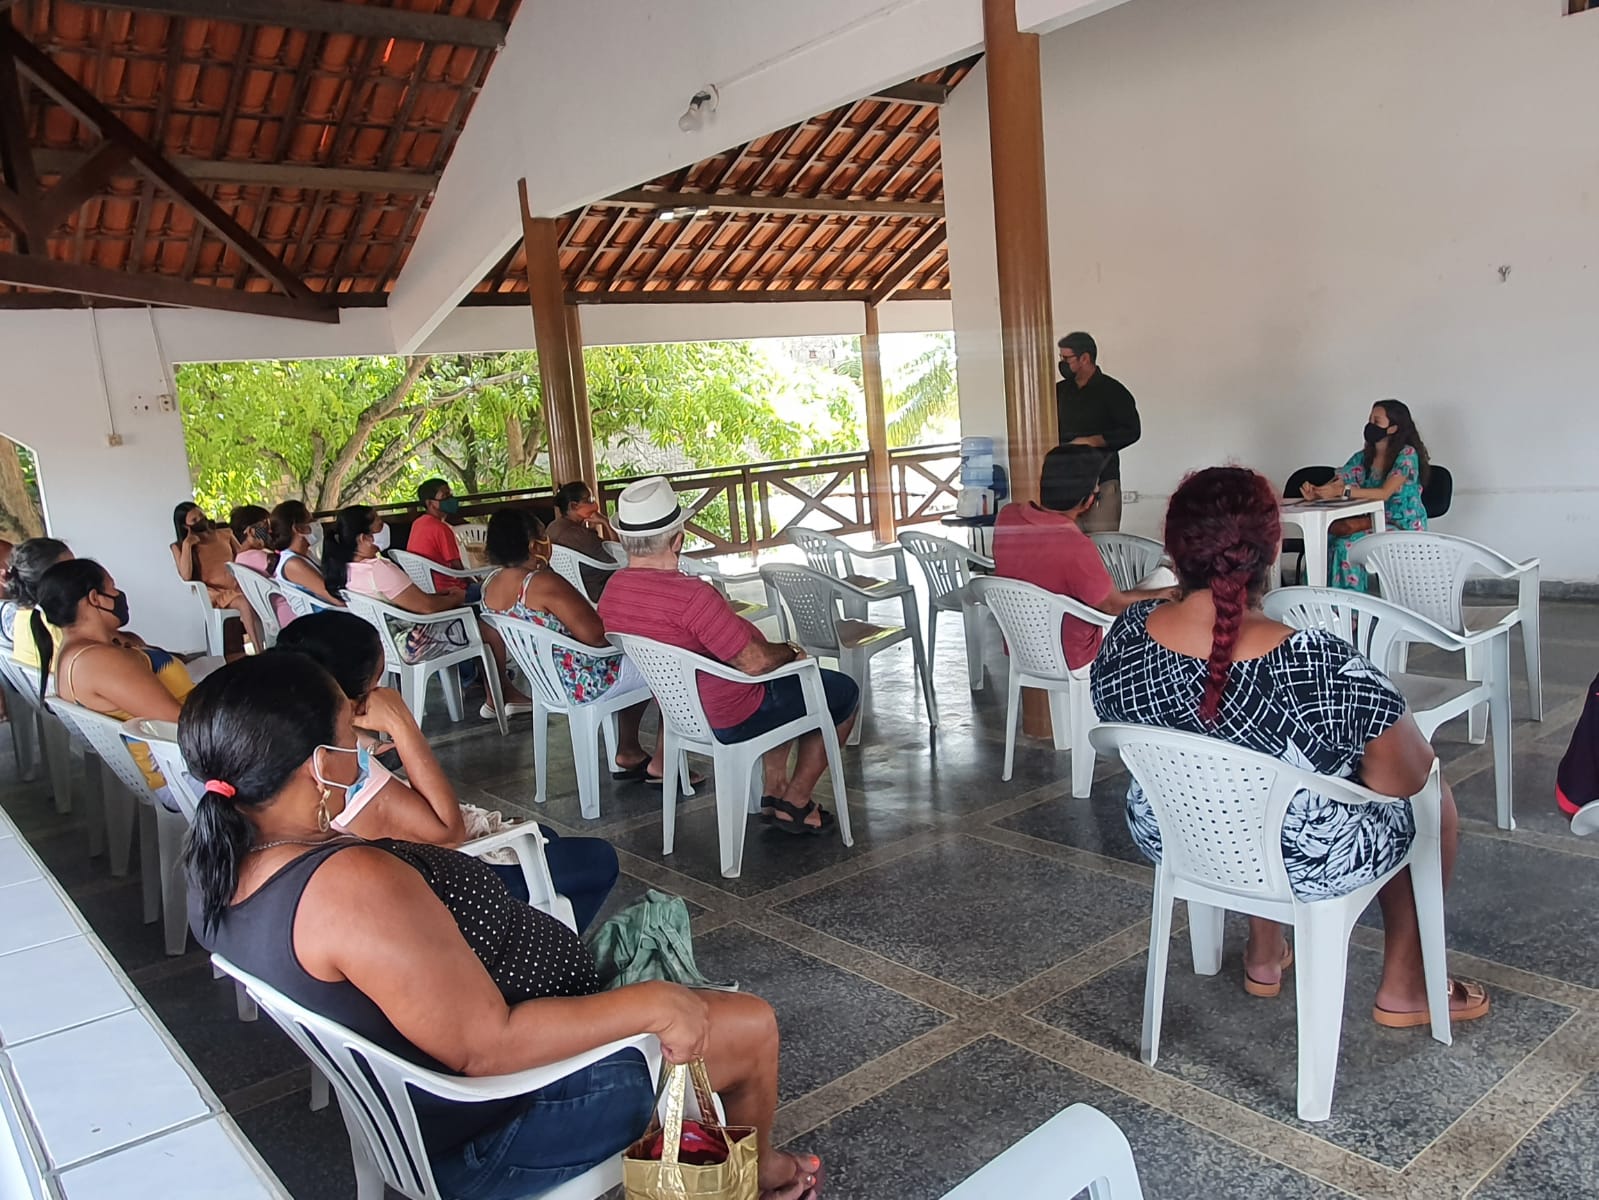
841 650 866 747
480 648 508 736
1140 875 1176 1067
399 668 427 729
1520 591 1543 721
531 705 549 806
1187 901 1225 976
1001 668 1022 782
43 718 72 815
310 1068 330 1112
714 750 752 878
924 607 939 685
156 804 189 956
1047 689 1071 752
903 593 937 728
440 665 465 723
139 804 161 924
1489 634 1514 830
81 755 105 859
570 711 602 820
1464 640 1488 745
661 738 681 856
961 603 985 691
1292 903 1354 1122
104 774 137 878
1070 676 1097 799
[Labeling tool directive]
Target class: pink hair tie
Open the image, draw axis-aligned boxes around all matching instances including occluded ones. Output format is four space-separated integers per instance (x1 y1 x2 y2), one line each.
206 780 237 799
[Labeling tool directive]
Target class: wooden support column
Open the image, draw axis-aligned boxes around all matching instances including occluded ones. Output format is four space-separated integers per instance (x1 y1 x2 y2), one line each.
983 0 1058 737
861 302 895 542
564 303 597 486
520 179 584 487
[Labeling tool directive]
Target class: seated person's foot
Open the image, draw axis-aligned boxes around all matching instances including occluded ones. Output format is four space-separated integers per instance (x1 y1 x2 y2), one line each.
612 752 650 781
760 1151 823 1200
645 762 708 788
769 797 836 837
1373 978 1489 1027
1242 933 1293 998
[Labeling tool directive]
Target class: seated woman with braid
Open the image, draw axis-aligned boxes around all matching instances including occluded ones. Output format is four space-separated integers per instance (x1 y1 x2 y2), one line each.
180 652 824 1200
274 611 620 931
1091 466 1488 1027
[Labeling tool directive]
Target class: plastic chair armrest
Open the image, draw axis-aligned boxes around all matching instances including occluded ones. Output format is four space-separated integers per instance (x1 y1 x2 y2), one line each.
458 823 550 859
689 654 819 687
381 1034 661 1104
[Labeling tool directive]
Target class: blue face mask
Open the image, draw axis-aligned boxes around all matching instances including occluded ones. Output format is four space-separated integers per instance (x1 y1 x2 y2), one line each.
439 497 461 515
311 744 371 804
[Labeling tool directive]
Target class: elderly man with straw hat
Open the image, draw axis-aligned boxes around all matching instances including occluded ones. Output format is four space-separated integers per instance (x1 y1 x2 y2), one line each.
598 477 858 836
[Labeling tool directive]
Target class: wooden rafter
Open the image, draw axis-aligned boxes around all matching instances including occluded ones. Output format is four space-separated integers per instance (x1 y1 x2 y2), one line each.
869 80 952 106
868 220 946 305
598 188 940 218
80 0 508 49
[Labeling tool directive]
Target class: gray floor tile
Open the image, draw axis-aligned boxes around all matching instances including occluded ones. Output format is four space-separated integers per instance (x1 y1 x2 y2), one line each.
1036 915 1571 1168
1471 1075 1599 1199
777 837 1150 996
693 925 948 1102
800 1035 1347 1200
232 1087 356 1200
1453 744 1570 838
138 960 311 1096
991 773 1145 866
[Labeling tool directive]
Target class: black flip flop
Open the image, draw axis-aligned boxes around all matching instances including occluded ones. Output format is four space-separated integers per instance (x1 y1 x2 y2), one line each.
769 797 836 837
758 795 780 823
611 761 649 782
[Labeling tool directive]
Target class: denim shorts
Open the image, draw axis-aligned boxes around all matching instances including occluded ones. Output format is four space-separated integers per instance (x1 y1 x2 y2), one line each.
712 667 859 744
430 1048 654 1200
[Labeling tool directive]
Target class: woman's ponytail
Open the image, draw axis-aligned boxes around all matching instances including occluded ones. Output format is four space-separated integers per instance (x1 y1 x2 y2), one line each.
187 788 256 938
30 608 54 703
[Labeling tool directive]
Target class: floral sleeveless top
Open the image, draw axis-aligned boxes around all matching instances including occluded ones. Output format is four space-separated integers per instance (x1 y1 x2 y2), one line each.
483 568 621 703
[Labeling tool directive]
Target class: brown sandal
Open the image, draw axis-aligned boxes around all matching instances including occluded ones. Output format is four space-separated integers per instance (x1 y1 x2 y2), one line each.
1243 943 1294 998
1374 978 1489 1028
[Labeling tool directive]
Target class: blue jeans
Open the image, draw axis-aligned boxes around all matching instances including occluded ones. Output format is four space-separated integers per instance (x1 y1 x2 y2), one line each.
431 1048 654 1200
490 825 619 934
712 667 859 744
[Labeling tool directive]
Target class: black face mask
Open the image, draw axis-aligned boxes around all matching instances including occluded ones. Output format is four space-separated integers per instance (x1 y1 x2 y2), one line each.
1363 422 1390 444
96 589 130 628
1059 360 1072 380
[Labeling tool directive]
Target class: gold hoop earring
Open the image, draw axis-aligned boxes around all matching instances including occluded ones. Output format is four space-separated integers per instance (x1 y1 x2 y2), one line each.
316 787 332 833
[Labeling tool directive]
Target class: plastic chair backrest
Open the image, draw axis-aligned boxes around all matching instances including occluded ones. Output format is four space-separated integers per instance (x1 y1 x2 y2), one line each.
759 564 841 653
1348 532 1511 634
1283 465 1337 498
455 524 488 547
677 556 731 598
48 698 153 799
1261 587 1431 676
896 530 974 603
608 634 717 743
122 719 200 823
970 577 1108 680
226 562 283 644
340 591 424 674
548 545 620 596
787 528 851 578
0 655 40 712
385 549 443 595
1422 464 1453 519
1090 533 1166 593
279 586 339 619
483 613 617 714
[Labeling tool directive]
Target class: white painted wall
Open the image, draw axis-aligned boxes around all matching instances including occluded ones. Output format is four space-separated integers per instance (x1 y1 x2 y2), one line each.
944 0 1599 578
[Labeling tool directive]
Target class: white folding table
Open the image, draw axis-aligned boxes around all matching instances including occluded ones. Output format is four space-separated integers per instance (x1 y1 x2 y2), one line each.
1279 498 1387 588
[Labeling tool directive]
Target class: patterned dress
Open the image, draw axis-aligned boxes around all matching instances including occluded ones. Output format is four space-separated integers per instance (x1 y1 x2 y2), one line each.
1091 601 1416 900
1330 444 1428 591
482 568 621 703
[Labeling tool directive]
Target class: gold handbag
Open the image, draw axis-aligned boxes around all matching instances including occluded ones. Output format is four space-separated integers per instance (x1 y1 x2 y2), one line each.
622 1058 759 1200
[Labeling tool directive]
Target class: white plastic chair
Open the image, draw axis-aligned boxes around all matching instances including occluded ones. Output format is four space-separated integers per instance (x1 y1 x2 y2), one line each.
941 1103 1145 1199
760 562 936 746
214 954 663 1200
1091 723 1451 1123
342 591 508 736
1350 531 1541 731
896 530 994 692
548 543 625 603
47 699 189 956
678 555 785 636
1265 586 1513 829
278 583 343 620
610 633 853 879
183 579 243 656
483 612 689 820
969 576 1112 798
454 523 488 548
787 527 917 623
1090 533 1168 593
226 562 285 649
1 658 84 828
0 652 42 785
386 547 491 596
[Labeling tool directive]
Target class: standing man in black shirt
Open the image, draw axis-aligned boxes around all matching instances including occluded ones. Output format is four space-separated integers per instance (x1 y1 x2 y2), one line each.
1055 331 1141 532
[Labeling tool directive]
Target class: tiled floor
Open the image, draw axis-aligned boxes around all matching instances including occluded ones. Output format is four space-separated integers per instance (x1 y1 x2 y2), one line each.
2 597 1597 1199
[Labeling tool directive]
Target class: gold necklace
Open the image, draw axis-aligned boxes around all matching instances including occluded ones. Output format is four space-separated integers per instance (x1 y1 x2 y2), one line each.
247 833 360 855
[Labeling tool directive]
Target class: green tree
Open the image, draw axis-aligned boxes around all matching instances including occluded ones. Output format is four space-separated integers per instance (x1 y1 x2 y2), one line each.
834 332 959 448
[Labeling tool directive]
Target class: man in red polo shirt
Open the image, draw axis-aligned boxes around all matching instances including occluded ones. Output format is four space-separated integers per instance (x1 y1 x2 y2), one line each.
599 476 858 834
993 445 1178 670
408 478 476 598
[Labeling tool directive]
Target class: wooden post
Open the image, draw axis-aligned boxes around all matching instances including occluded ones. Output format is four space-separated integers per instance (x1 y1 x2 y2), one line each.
519 179 584 487
983 0 1058 736
861 302 895 542
564 303 597 487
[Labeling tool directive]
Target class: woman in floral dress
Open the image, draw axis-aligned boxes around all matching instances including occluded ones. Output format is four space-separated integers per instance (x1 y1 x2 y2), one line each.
1301 399 1432 591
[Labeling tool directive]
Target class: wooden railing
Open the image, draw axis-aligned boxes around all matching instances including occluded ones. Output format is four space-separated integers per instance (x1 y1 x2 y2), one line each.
321 442 961 558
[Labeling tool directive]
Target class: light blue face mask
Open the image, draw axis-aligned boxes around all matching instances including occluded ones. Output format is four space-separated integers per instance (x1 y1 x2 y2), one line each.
312 744 372 803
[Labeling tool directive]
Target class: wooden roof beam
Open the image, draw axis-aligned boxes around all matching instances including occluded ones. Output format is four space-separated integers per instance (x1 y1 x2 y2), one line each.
80 0 507 50
563 286 949 306
32 149 440 194
868 221 947 305
599 189 941 218
869 80 953 106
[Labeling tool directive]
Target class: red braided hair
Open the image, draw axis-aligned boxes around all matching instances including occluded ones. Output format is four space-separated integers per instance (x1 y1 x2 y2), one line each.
1162 468 1281 724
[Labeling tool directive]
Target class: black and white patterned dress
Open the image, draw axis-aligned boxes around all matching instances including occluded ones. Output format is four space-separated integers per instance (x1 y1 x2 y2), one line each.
1091 601 1416 900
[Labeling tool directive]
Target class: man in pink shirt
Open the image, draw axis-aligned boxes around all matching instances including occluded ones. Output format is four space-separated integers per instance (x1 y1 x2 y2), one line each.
993 445 1178 670
407 478 477 599
599 477 858 835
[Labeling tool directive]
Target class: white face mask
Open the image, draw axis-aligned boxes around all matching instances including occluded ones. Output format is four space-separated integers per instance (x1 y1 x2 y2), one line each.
301 523 323 551
373 522 391 552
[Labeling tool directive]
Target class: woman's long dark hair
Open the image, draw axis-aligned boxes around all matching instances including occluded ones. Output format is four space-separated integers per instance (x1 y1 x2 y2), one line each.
274 611 384 702
321 505 374 596
268 500 311 554
179 653 345 937
3 536 70 607
1362 399 1431 487
30 558 111 701
1163 468 1281 725
485 508 544 568
172 501 202 547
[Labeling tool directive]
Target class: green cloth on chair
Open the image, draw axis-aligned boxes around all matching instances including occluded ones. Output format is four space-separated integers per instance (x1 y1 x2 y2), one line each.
588 889 728 990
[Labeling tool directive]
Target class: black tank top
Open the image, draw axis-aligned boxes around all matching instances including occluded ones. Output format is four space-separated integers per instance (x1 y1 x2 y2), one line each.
197 837 600 1153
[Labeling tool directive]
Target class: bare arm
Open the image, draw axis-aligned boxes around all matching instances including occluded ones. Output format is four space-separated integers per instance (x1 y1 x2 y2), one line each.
66 644 182 722
172 538 198 581
390 582 465 615
727 632 799 675
523 571 608 645
283 556 344 605
1356 713 1437 797
298 848 713 1073
345 687 466 844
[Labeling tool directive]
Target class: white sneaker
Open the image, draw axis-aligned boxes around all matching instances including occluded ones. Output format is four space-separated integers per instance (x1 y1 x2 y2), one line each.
480 702 534 719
